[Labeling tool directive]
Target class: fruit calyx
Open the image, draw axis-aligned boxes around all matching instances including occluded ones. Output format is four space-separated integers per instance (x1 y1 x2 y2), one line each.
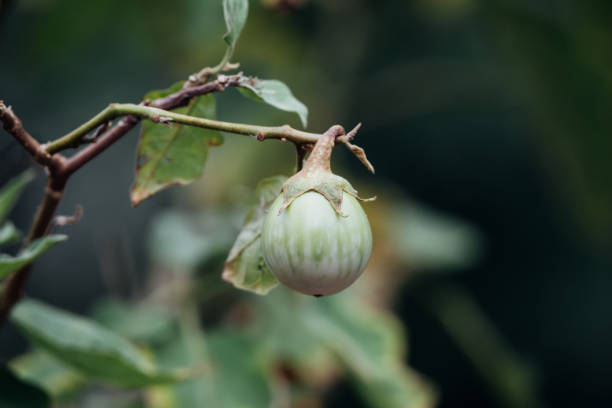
278 125 375 216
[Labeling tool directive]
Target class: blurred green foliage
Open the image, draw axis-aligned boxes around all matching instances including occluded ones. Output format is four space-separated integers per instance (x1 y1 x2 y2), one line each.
0 171 66 279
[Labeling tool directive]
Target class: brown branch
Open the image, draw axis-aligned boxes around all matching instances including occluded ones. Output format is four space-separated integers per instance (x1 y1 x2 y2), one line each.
338 123 375 174
0 74 244 326
0 178 65 323
60 74 245 176
0 103 69 322
150 73 243 110
0 101 61 170
62 115 140 176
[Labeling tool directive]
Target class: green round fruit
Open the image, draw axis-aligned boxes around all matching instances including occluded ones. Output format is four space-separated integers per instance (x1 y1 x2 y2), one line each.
261 190 372 296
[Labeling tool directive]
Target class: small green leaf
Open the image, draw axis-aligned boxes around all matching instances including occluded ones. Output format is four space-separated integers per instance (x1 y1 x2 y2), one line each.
11 299 189 388
0 235 67 280
0 366 50 408
0 222 21 248
131 87 223 206
237 78 308 128
222 0 249 48
10 351 87 399
222 176 287 295
0 169 34 223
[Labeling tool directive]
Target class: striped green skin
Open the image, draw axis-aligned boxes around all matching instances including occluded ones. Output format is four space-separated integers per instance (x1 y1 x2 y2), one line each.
261 191 372 296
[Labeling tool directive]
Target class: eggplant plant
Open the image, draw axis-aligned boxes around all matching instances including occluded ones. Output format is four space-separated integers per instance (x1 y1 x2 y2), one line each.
0 1 526 407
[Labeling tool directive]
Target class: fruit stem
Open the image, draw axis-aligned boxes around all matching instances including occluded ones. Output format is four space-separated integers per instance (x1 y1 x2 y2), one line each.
301 125 345 174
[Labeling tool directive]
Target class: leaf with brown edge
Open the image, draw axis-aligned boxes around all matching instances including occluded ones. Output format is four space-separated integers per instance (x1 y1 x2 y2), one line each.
222 176 287 295
131 84 222 206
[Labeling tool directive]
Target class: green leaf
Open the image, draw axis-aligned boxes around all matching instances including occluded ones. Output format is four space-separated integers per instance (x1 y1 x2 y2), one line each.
131 85 223 206
10 299 189 388
256 288 339 384
222 0 249 49
0 235 67 280
150 327 270 408
148 324 210 408
10 351 87 399
304 295 437 408
389 201 482 270
223 235 278 295
0 221 21 248
222 176 287 295
0 169 34 223
204 329 270 408
253 287 436 407
0 366 50 408
237 78 308 128
92 298 176 344
148 211 237 272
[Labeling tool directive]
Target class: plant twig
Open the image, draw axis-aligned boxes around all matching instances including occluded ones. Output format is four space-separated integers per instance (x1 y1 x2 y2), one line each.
338 123 375 174
0 73 373 326
0 101 60 170
0 178 65 323
55 104 325 178
184 49 240 88
44 74 244 154
152 73 241 107
0 76 243 325
0 103 69 323
105 104 321 142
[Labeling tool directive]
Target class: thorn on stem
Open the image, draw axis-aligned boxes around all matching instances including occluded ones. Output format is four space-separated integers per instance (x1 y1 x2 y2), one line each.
337 123 375 174
221 62 240 72
151 115 173 127
345 122 362 142
51 205 83 230
256 132 265 141
346 142 375 174
87 121 111 143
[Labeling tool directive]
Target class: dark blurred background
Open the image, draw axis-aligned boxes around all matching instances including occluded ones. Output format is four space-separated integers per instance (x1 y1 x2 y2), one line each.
2 0 612 407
